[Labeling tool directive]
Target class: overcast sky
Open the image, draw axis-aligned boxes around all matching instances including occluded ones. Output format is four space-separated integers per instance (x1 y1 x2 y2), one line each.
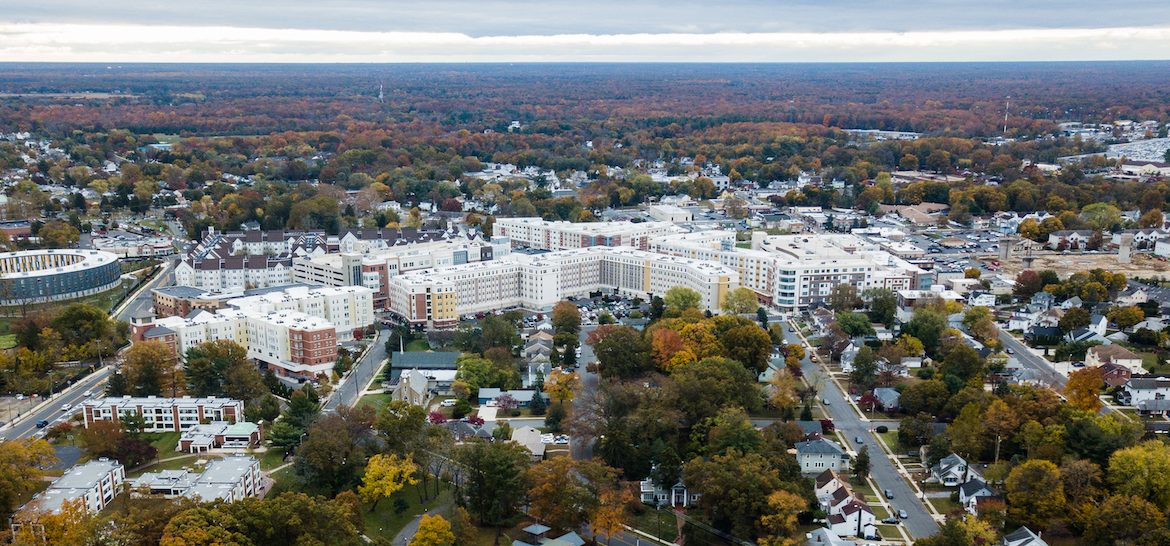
3 1 1170 62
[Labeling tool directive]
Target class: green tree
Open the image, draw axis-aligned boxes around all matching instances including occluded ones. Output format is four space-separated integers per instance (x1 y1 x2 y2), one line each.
830 283 862 311
479 315 518 350
1108 306 1146 330
454 439 531 527
455 355 519 397
1108 441 1170 510
849 346 880 391
669 357 762 426
123 340 181 397
184 339 266 401
853 445 871 480
589 325 652 379
1081 203 1122 231
1059 307 1091 333
683 449 787 540
550 300 581 335
0 439 57 523
664 286 702 313
295 407 375 496
1005 459 1065 530
722 287 760 315
1084 494 1167 546
161 492 363 546
718 324 773 374
899 380 950 415
835 311 875 337
865 288 897 327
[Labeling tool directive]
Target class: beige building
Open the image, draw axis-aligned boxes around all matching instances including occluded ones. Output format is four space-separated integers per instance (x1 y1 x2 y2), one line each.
494 217 679 251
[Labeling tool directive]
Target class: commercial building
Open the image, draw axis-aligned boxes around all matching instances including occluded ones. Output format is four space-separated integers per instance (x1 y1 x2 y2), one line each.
82 396 244 432
0 249 121 306
493 217 679 251
16 459 124 515
291 235 509 309
92 235 176 258
647 204 695 223
650 231 932 311
387 246 738 329
134 285 374 380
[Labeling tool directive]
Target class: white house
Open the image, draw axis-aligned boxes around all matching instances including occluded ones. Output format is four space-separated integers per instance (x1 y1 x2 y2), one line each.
827 501 877 540
814 469 846 507
929 453 979 487
959 478 996 514
1085 344 1143 371
968 292 997 308
1120 376 1170 406
1003 526 1048 546
796 437 850 474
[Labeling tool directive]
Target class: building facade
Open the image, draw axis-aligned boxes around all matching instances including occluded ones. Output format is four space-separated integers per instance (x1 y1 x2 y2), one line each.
82 396 244 432
0 249 121 306
494 217 679 251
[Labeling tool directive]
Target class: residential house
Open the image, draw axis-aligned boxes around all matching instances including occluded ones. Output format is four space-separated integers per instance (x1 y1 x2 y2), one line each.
1117 288 1150 306
968 292 997 308
1057 296 1083 310
1100 362 1133 388
510 426 546 461
872 388 900 411
827 501 877 540
1046 230 1092 250
1002 526 1048 546
796 437 850 474
814 469 846 507
512 524 586 546
958 478 996 514
478 388 543 407
805 528 857 546
1119 376 1170 406
929 453 979 487
391 368 432 406
639 474 700 508
1085 344 1143 371
839 343 861 373
1029 292 1055 311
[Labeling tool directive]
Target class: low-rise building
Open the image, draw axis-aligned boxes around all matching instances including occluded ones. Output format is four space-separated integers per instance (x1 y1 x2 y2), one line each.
1085 344 1143 371
1121 376 1170 406
929 453 979 487
132 456 262 502
178 421 262 453
16 459 124 515
83 396 244 432
796 437 850 474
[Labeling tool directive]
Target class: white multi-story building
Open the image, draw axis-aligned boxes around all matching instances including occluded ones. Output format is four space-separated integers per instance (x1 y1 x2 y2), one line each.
16 459 124 516
291 236 510 309
132 455 261 502
650 231 931 311
133 285 374 380
82 396 244 432
388 246 738 328
494 218 679 251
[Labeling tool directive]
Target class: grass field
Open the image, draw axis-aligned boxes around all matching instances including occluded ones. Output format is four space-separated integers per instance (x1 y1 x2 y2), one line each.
405 339 431 352
127 454 219 478
144 431 181 454
357 393 394 412
629 507 679 542
0 333 16 349
363 483 452 543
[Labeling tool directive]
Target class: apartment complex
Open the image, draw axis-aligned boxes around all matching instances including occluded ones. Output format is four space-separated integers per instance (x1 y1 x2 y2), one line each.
132 455 262 502
291 235 509 309
388 246 738 328
82 396 244 432
135 285 374 380
175 226 452 292
650 231 932 310
494 217 679 251
16 459 124 515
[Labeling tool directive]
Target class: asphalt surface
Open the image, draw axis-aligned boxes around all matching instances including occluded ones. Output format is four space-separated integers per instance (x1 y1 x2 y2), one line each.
998 331 1068 389
324 328 388 411
115 258 176 322
571 324 600 461
787 327 940 540
0 367 113 441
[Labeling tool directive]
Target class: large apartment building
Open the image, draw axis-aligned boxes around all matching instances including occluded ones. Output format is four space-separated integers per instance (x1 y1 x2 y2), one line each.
175 226 453 292
494 218 679 251
82 396 244 432
16 459 124 516
133 285 374 380
650 231 932 311
291 236 510 309
388 246 738 329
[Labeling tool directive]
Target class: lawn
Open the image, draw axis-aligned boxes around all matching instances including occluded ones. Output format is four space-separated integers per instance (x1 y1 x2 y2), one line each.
252 447 287 471
877 431 901 453
0 333 15 349
143 431 181 454
629 507 679 542
128 454 218 478
926 495 962 515
405 339 431 352
363 483 452 543
357 393 394 412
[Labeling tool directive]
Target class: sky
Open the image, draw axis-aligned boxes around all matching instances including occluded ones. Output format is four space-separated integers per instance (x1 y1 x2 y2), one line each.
2 1 1170 62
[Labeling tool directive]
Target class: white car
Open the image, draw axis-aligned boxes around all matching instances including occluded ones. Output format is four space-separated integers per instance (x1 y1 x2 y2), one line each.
60 403 72 412
440 399 457 407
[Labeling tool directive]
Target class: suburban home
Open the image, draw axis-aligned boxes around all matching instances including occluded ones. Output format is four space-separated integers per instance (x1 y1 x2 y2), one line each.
1085 344 1143 371
477 388 543 407
1002 526 1048 546
805 528 857 546
958 478 996 514
968 292 997 308
1029 291 1055 312
1057 296 1083 310
512 524 587 546
827 486 866 515
510 426 546 461
827 501 877 540
1116 288 1150 306
639 475 700 508
796 437 850 474
1046 230 1092 250
929 453 979 487
1100 362 1133 388
839 343 860 373
814 469 846 506
872 388 900 411
1120 376 1170 406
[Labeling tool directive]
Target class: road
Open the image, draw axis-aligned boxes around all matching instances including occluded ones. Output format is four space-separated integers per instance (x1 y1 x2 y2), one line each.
324 328 388 411
997 331 1068 389
786 326 939 540
571 324 599 461
0 367 113 441
114 258 176 322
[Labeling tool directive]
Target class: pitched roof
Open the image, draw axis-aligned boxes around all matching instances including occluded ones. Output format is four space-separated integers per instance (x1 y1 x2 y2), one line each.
1003 526 1048 546
1087 344 1140 362
796 437 845 456
816 469 842 489
390 351 461 369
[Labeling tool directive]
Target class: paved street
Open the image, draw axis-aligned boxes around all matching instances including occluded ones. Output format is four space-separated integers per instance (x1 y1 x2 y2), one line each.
325 328 388 410
998 331 1068 389
0 367 113 441
571 324 599 461
786 326 939 540
114 258 176 322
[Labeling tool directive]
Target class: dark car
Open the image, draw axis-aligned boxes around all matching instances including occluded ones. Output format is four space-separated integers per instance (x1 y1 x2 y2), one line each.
36 419 49 428
881 517 899 524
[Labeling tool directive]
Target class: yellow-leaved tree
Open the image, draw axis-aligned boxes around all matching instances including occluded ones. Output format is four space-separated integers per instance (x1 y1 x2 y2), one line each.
409 514 455 546
358 453 418 511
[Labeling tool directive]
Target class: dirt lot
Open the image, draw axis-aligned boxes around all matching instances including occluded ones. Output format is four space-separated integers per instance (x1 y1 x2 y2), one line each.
992 252 1170 278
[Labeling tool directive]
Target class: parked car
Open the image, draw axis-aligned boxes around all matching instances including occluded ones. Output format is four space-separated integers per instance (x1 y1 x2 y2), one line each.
881 517 899 524
898 509 909 519
440 399 457 407
855 436 864 444
884 489 894 499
